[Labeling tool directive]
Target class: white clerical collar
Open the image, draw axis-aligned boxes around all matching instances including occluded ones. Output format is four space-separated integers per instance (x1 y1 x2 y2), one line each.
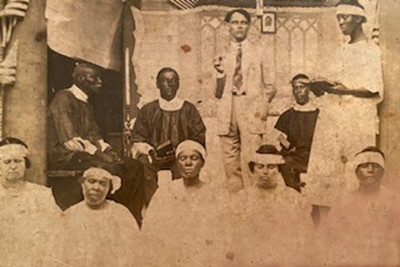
231 39 249 50
293 101 317 112
67 84 89 103
158 97 184 111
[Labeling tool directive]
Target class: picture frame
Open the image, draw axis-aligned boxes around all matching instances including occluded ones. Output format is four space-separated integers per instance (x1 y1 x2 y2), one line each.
261 12 277 34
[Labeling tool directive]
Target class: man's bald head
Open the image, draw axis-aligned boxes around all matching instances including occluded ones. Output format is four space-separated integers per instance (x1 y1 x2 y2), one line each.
72 63 102 95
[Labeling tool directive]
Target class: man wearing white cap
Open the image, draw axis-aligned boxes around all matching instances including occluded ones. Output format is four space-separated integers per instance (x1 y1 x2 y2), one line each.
318 147 399 266
304 0 383 221
47 165 142 267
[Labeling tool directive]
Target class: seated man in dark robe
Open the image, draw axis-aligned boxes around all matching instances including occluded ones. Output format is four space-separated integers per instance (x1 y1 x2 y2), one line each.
275 74 319 192
47 63 145 226
131 67 206 206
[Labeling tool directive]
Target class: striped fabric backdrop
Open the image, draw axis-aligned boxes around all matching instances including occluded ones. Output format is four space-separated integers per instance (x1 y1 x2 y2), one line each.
169 0 199 9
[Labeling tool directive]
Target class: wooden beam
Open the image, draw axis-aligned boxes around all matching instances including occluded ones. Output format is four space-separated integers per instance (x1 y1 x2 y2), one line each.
379 0 400 183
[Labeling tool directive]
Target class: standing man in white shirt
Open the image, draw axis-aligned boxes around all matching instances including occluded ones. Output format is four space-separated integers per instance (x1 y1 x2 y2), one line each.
214 9 276 193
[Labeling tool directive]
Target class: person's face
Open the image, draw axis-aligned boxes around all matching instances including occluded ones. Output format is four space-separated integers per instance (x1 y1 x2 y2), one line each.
79 67 102 95
157 71 179 101
81 176 110 209
0 152 26 187
356 162 384 187
177 149 204 179
253 163 279 189
337 14 361 36
228 12 250 43
292 79 310 105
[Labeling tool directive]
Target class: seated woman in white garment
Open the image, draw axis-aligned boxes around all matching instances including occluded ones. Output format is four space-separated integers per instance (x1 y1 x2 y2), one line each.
47 164 145 267
143 140 211 225
316 147 400 267
142 140 231 267
0 137 61 267
228 144 314 267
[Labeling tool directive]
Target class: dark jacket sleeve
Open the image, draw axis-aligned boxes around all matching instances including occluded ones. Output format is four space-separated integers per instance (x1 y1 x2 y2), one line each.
131 104 151 143
274 109 291 135
187 103 206 147
49 92 80 143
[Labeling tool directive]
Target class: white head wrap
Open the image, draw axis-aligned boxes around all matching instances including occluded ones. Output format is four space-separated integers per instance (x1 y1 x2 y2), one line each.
292 77 311 85
336 4 367 20
0 144 30 159
251 152 285 165
175 140 206 160
353 151 385 170
82 167 122 194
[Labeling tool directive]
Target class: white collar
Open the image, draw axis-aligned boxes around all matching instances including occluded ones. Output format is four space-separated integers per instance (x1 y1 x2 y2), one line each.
67 84 88 103
293 101 317 112
158 97 184 111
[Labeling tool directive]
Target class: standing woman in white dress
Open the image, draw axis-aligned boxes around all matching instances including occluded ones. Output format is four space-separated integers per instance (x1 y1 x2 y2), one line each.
304 0 384 225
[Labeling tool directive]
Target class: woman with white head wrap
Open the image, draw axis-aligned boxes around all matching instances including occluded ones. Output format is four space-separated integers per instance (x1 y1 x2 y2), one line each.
227 144 314 267
0 137 61 267
143 140 207 216
353 146 386 193
142 140 207 226
319 147 400 266
236 144 309 222
175 140 206 188
304 0 384 224
47 164 143 267
143 140 234 267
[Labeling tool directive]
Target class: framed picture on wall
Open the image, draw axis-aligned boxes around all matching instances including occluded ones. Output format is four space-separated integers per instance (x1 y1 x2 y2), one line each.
261 12 276 34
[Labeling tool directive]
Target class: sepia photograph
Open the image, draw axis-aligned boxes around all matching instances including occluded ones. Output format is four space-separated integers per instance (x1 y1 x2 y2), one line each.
261 12 276 33
0 0 400 266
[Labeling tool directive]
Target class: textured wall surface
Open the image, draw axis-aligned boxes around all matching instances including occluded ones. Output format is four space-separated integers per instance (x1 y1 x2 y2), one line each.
3 0 47 185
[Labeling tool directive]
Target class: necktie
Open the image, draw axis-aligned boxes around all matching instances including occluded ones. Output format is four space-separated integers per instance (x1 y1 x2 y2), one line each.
233 44 243 91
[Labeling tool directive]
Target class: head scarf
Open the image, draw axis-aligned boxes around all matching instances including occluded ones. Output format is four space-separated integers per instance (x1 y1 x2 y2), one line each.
82 167 122 194
336 3 367 21
175 140 206 160
353 151 385 170
0 144 30 159
250 145 285 165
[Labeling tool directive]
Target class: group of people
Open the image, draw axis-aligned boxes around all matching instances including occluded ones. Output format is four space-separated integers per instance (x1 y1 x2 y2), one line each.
1 0 398 266
212 0 385 228
1 138 399 266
